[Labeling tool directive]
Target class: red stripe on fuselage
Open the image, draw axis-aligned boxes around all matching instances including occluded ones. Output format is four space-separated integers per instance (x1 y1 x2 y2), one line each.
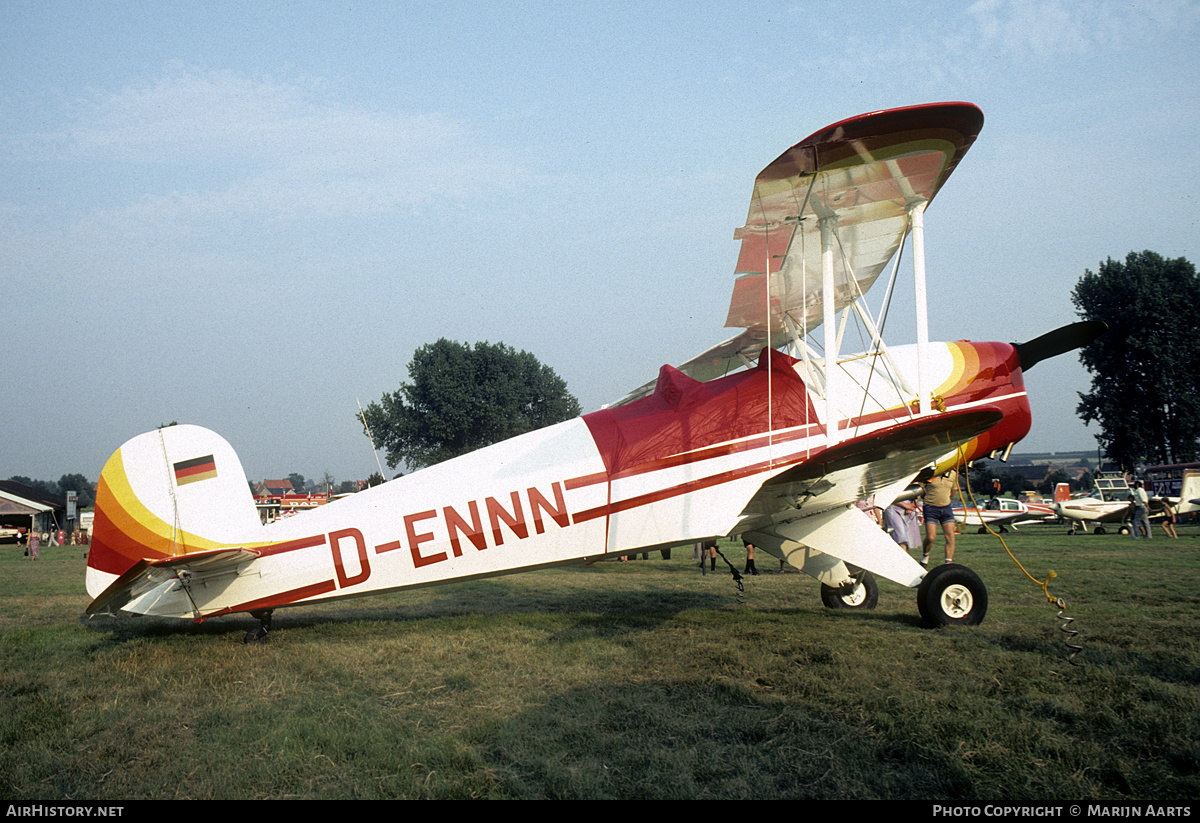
197 578 340 621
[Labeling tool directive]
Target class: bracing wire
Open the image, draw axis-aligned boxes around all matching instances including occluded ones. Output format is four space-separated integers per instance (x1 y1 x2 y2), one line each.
357 398 388 484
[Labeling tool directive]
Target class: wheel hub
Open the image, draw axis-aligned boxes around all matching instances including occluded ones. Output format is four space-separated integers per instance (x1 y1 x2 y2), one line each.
841 580 867 606
939 583 974 617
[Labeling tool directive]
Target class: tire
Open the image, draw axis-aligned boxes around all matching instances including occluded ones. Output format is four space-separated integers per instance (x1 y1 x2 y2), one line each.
917 564 988 627
1095 526 1107 535
821 570 878 610
244 626 269 644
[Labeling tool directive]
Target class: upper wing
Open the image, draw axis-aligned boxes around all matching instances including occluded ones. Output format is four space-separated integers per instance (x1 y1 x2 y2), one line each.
727 101 983 334
616 102 984 405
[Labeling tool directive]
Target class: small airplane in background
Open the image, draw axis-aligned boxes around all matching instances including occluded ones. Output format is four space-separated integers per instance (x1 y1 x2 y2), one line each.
1143 463 1200 517
954 497 1054 533
1053 476 1132 534
85 102 1105 640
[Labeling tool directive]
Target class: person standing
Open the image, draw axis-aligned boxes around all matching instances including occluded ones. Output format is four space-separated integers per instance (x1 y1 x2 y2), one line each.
1160 499 1179 538
743 540 759 575
921 468 958 566
883 499 921 553
1130 480 1151 539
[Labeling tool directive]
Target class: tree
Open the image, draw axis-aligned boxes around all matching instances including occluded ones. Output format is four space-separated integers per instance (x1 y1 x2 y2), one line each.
287 473 307 494
1038 469 1072 498
58 474 95 510
8 476 56 494
361 339 582 470
8 475 95 508
965 462 1032 498
1072 251 1200 469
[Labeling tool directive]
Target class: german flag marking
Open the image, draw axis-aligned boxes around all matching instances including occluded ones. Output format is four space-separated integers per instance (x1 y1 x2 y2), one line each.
174 454 217 486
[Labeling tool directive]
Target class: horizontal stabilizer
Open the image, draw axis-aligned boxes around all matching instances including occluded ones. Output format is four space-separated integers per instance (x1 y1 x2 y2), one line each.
86 547 260 618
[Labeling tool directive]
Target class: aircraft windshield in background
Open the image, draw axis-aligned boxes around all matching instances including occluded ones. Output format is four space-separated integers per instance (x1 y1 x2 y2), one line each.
85 103 1105 639
1053 475 1132 535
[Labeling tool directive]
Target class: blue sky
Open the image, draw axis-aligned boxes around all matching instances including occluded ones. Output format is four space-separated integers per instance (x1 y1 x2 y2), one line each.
3 1 1198 485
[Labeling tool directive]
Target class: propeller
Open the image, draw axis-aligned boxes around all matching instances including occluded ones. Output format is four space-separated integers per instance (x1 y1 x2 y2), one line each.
1012 321 1107 371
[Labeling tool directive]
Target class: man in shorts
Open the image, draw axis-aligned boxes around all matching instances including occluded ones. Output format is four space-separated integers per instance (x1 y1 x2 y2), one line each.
921 468 958 567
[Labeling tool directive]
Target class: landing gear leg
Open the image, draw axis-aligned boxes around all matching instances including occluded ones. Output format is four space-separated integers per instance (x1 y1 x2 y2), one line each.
245 609 274 644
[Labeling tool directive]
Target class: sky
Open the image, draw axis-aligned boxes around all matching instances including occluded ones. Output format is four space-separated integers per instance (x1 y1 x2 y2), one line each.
2 0 1198 486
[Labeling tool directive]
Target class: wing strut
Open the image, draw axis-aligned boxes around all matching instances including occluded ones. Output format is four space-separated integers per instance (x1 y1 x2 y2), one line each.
910 199 931 416
820 215 839 445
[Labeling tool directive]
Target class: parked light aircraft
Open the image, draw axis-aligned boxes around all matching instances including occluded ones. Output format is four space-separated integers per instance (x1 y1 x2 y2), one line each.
85 102 1105 639
1143 463 1200 516
954 497 1053 533
1053 476 1132 534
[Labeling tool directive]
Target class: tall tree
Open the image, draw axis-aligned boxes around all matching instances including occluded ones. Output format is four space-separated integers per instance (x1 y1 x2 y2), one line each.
1072 251 1200 469
361 339 582 470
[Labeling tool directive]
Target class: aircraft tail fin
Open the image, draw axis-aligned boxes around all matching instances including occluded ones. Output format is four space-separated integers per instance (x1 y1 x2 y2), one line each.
86 425 264 600
1054 482 1071 503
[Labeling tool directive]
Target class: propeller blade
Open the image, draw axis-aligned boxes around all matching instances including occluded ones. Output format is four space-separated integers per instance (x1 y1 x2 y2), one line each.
1012 321 1107 371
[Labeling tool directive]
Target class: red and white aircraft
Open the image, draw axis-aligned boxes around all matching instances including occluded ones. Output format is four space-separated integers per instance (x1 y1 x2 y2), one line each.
954 497 1055 533
1053 476 1132 534
85 103 1103 638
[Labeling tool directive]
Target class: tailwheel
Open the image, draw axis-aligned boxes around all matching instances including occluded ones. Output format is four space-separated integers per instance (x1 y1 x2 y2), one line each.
244 608 274 644
820 570 878 610
917 564 987 627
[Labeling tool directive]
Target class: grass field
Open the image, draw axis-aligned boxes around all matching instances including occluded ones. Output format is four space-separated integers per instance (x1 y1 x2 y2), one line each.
2 523 1198 800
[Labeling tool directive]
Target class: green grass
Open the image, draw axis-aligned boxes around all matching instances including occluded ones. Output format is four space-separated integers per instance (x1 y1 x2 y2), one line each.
1 525 1198 799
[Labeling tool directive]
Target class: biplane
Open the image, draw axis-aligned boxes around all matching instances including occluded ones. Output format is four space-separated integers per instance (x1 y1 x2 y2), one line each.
85 102 1104 639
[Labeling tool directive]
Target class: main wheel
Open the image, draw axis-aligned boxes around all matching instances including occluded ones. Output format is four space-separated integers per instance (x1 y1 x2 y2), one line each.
917 564 988 627
821 570 878 610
